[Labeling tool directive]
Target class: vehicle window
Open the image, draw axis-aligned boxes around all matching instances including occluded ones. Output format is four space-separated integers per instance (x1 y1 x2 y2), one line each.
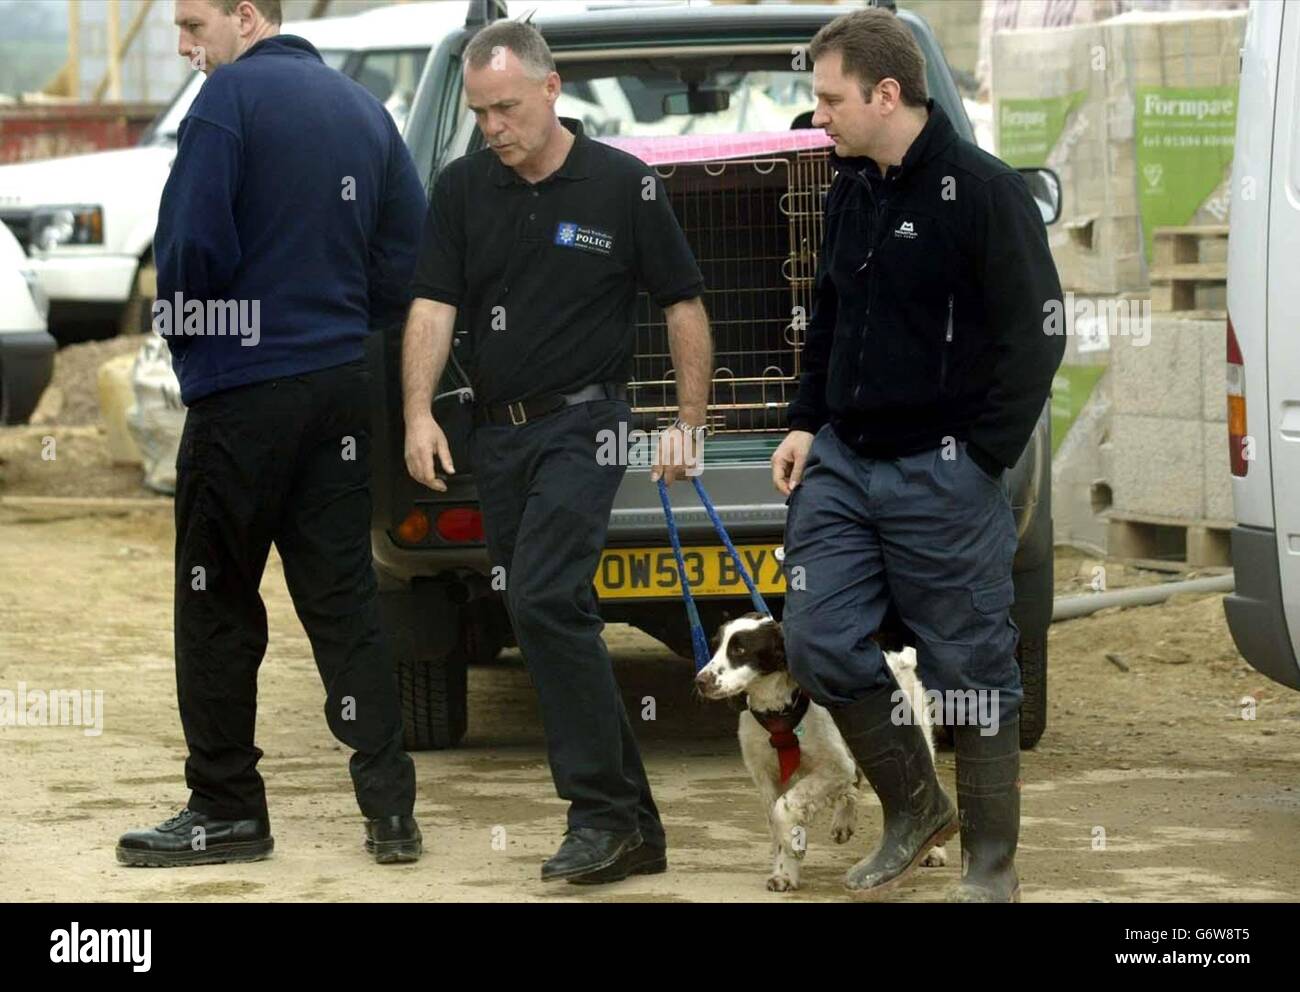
417 20 967 176
551 44 957 139
142 72 204 146
349 48 428 133
557 69 816 137
546 26 956 140
319 49 349 71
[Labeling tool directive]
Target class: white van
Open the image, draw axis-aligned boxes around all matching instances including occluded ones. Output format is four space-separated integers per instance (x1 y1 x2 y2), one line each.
1223 0 1300 691
0 1 467 341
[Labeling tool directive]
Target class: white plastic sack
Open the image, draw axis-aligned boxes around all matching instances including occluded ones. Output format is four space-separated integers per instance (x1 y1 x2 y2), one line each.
125 332 186 495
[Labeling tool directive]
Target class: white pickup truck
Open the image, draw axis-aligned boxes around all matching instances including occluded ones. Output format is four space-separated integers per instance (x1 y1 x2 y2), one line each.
0 1 464 343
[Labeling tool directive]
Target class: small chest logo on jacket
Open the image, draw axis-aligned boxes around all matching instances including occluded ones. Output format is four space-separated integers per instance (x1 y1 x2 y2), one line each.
555 221 614 256
894 220 917 239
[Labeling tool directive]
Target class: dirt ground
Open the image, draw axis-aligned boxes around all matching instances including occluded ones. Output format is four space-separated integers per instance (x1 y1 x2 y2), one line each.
26 333 149 429
1 333 171 501
2 493 1298 903
3 346 1298 901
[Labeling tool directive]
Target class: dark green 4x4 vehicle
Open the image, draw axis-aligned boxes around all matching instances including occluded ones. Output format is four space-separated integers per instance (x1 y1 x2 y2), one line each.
366 0 1062 752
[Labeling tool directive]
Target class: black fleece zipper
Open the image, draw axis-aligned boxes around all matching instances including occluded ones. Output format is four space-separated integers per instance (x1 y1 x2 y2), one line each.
940 293 954 391
848 168 899 402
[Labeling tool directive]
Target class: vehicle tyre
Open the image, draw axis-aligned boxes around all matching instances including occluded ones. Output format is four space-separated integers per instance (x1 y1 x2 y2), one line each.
381 583 466 751
398 650 467 751
1017 636 1047 749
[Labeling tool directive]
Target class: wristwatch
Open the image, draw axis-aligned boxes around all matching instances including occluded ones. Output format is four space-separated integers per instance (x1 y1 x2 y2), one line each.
670 417 710 442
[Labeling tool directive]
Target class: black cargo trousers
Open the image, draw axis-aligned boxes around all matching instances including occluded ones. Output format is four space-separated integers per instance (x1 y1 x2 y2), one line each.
471 397 665 847
173 357 415 821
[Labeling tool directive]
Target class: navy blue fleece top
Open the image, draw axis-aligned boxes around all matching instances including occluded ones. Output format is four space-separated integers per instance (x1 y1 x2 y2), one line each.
154 35 425 405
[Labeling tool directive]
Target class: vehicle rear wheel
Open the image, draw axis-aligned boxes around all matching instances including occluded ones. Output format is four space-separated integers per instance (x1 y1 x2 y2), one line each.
381 583 466 751
398 651 467 751
1017 636 1047 749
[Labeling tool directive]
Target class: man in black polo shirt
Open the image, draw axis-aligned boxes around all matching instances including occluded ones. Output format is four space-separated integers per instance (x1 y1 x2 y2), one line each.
402 20 712 885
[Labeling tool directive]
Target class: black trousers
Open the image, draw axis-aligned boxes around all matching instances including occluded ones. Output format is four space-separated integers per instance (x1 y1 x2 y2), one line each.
173 358 415 821
472 398 665 845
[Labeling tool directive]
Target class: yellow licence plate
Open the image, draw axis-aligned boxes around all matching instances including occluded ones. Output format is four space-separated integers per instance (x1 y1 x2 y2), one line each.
595 545 787 600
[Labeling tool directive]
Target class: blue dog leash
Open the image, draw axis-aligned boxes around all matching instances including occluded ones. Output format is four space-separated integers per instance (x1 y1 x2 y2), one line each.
657 476 773 671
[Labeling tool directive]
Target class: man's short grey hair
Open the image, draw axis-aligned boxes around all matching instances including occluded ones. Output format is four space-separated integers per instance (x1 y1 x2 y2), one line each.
462 20 556 80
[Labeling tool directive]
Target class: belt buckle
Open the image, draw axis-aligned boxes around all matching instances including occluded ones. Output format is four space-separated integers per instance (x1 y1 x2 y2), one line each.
507 400 527 426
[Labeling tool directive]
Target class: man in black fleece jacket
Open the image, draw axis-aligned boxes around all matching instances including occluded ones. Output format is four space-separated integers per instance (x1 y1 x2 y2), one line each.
771 8 1064 902
117 0 425 868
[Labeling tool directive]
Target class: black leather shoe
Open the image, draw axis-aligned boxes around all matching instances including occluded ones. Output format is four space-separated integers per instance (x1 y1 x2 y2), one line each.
116 808 273 867
631 841 668 875
541 828 642 883
365 815 422 864
569 839 667 885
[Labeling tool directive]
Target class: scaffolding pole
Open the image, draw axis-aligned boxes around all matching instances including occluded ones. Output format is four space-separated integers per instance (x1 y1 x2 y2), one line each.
104 0 123 102
95 0 156 102
67 0 82 99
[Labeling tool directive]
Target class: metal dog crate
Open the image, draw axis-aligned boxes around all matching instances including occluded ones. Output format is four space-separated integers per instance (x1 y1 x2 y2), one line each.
630 149 833 434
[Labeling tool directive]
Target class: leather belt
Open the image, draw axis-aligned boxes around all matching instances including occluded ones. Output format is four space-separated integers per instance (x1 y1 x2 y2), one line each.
474 381 628 427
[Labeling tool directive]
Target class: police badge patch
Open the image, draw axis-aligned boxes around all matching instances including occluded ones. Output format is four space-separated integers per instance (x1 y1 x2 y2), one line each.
554 221 615 256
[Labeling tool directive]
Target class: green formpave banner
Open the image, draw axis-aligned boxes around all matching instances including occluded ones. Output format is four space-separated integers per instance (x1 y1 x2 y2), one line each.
996 91 1087 168
1051 364 1107 455
1135 84 1237 261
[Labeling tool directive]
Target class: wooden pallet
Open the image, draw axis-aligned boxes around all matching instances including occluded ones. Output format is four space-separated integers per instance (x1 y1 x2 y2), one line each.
1106 511 1233 570
1149 225 1228 315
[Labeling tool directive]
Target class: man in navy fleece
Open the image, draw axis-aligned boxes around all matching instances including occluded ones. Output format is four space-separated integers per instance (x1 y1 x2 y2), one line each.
116 0 427 868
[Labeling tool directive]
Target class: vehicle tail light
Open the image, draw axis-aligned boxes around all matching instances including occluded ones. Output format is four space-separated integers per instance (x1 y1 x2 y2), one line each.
1226 313 1248 477
435 508 484 543
396 508 430 544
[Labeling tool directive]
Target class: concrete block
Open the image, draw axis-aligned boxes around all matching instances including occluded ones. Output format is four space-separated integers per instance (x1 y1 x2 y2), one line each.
1203 419 1234 521
1109 413 1203 518
1200 318 1228 422
1111 314 1201 418
1053 216 1148 294
1051 368 1113 553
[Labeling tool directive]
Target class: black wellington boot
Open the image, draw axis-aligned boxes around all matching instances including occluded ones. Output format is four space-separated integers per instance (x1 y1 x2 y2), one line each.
829 684 957 899
947 715 1021 903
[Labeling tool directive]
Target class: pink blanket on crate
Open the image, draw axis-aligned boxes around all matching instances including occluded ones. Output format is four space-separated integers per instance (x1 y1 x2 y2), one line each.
598 130 833 166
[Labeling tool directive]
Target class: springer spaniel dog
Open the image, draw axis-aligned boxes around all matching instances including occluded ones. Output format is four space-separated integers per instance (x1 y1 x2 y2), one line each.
695 611 947 892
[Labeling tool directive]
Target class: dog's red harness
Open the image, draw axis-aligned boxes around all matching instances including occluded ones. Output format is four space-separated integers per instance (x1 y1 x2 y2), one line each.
748 691 811 785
